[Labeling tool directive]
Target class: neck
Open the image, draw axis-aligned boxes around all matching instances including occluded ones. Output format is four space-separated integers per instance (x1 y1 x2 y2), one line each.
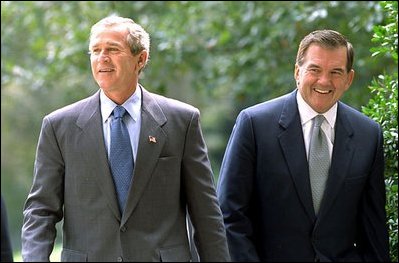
103 85 137 105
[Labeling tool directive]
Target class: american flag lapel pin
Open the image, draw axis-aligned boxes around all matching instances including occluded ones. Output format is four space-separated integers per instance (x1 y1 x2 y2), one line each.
148 135 157 143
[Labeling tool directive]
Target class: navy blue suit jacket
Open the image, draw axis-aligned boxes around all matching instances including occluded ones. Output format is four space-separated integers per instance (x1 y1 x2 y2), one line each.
217 90 389 262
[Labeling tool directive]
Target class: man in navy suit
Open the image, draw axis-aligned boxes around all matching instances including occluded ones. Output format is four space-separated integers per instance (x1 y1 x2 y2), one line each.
1 195 13 262
217 29 390 262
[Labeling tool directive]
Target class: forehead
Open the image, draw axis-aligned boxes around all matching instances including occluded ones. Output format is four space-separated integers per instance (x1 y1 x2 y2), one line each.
304 44 347 67
89 25 129 47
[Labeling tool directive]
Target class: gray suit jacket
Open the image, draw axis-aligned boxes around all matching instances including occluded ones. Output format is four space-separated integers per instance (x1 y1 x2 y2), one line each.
22 86 230 262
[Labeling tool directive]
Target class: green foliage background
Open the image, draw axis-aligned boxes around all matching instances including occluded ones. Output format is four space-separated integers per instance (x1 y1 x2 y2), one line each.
362 1 398 261
1 1 397 260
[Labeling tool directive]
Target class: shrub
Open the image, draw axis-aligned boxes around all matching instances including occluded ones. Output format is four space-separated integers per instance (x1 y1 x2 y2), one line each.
362 1 398 261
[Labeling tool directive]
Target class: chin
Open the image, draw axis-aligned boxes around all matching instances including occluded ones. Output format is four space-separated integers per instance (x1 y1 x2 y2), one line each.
97 82 112 90
316 106 330 114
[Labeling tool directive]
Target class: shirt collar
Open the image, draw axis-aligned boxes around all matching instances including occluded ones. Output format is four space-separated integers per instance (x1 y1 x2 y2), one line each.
296 90 337 128
100 86 142 123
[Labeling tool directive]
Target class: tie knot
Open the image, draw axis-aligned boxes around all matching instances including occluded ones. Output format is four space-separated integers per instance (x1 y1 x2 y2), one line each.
113 106 127 119
314 115 325 127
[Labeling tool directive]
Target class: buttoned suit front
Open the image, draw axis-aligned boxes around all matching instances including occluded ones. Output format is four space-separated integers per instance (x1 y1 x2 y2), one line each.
22 86 230 262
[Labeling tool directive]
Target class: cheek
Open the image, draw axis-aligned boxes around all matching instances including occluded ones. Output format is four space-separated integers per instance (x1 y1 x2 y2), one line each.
90 60 97 72
301 70 313 80
300 74 315 86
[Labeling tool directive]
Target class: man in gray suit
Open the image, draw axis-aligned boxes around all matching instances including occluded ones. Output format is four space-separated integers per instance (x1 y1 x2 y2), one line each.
22 15 230 262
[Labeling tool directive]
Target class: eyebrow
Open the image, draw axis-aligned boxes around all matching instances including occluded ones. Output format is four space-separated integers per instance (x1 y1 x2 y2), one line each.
307 63 321 69
307 63 345 72
90 41 123 49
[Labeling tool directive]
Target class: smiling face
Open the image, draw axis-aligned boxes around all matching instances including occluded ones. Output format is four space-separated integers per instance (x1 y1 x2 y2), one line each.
294 44 354 113
89 24 145 104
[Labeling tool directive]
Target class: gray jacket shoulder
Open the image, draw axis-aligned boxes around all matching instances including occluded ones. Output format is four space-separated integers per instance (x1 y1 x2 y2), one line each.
45 92 98 122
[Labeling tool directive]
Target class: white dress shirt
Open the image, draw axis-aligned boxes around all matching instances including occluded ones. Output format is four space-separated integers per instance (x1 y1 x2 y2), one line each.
100 87 142 162
296 91 336 160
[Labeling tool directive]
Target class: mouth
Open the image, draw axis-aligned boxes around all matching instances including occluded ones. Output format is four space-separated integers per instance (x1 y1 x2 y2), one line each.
98 68 115 73
314 88 332 94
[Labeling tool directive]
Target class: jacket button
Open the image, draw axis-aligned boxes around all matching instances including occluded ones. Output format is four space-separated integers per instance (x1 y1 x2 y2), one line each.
120 226 127 232
117 256 123 262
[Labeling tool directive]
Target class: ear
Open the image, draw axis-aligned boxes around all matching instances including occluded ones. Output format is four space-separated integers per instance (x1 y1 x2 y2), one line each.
345 69 355 91
294 64 300 83
138 50 149 66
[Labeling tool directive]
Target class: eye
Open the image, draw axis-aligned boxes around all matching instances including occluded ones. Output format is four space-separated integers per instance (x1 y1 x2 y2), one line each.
88 49 100 56
308 68 320 73
331 70 343 76
107 47 120 54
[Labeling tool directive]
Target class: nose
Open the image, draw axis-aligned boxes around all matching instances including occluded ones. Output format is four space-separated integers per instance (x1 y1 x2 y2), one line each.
317 72 332 86
98 51 110 63
90 49 110 63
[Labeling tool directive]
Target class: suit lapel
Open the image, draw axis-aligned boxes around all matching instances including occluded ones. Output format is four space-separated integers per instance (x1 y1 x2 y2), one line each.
317 103 354 220
121 87 167 225
278 90 316 223
75 90 121 220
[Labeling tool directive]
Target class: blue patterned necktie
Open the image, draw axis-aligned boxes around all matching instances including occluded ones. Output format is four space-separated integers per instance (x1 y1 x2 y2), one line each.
308 115 330 215
110 105 134 214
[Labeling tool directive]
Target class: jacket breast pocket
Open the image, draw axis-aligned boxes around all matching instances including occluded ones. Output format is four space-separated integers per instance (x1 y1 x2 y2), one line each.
344 175 367 187
154 156 180 178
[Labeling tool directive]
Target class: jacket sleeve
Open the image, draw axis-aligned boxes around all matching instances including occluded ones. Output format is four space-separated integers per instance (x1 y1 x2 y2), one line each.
217 110 260 261
181 109 231 262
21 116 64 262
358 124 390 262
